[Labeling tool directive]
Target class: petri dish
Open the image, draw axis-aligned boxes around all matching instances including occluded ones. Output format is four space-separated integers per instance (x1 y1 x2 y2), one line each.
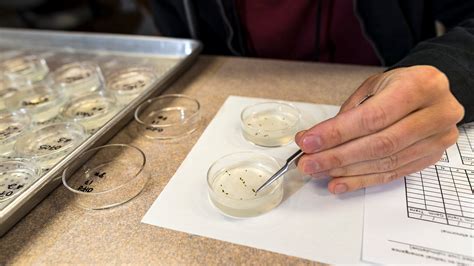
0 109 31 156
207 151 284 218
134 94 201 139
1 54 49 84
0 75 19 111
62 144 148 210
0 158 41 202
5 82 66 125
14 122 86 172
241 102 301 147
61 91 118 134
52 61 104 96
105 67 158 106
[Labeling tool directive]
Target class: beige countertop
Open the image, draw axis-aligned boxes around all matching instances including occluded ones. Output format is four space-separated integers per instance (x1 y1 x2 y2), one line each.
0 56 382 265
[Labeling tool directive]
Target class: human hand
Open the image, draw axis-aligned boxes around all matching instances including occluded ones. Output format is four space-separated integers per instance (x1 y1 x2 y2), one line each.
295 66 464 194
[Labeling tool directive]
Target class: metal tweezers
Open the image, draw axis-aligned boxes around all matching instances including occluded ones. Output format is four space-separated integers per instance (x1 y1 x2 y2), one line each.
255 93 374 194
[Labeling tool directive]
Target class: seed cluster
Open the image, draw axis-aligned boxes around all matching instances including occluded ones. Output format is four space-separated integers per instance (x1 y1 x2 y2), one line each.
38 136 73 151
21 96 49 106
64 71 91 83
121 79 146 91
220 169 258 199
76 106 105 118
0 125 21 140
146 114 168 133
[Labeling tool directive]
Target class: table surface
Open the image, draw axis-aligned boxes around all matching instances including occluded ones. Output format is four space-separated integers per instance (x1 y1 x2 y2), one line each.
0 56 382 265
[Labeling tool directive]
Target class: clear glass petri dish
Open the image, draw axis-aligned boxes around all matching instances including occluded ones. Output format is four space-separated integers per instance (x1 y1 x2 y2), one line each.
14 122 86 172
207 151 284 218
5 82 66 125
0 158 41 202
134 94 201 139
0 109 31 156
1 54 49 84
61 91 118 134
0 75 19 111
241 102 301 147
51 61 104 96
62 144 148 210
105 67 158 106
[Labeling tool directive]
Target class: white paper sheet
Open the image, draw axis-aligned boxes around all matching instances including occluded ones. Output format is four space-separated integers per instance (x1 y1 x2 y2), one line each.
142 96 366 264
363 123 474 264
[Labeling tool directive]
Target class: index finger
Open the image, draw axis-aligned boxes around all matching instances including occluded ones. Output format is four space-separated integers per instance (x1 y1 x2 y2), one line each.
296 78 433 153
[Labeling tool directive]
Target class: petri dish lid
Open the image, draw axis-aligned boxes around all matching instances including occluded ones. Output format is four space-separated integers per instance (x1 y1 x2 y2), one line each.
14 122 86 160
106 67 158 95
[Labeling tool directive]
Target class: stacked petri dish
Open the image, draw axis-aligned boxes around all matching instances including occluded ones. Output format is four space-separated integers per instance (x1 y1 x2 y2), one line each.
0 49 161 205
0 158 41 202
5 82 66 125
0 109 31 156
51 61 104 96
14 122 87 172
61 91 119 134
0 75 19 111
106 67 158 106
1 53 49 85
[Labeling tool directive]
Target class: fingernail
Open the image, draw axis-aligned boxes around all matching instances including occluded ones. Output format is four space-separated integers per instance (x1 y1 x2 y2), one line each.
302 135 322 152
295 130 307 144
303 161 320 174
334 184 348 194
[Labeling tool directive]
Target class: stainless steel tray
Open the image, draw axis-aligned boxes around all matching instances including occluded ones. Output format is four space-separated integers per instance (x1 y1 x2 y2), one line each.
0 28 202 236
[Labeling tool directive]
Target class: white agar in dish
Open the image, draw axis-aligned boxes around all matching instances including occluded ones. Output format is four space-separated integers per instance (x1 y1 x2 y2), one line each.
52 62 104 96
106 67 157 106
207 152 284 218
0 159 40 202
241 102 300 147
61 92 118 134
0 110 30 155
14 122 86 172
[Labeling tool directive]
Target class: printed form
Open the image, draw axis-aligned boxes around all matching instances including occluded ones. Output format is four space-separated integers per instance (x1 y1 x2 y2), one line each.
363 123 474 264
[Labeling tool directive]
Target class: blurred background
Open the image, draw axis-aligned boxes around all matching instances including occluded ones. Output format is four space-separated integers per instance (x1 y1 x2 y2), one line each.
0 0 159 35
